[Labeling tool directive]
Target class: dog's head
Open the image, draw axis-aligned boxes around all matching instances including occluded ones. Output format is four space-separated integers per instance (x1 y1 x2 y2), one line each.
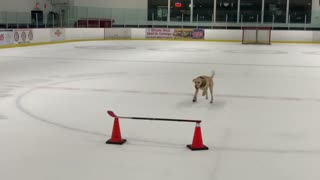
193 77 203 89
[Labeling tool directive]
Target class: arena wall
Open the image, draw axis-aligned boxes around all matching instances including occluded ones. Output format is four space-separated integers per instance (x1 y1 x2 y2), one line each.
1 28 320 47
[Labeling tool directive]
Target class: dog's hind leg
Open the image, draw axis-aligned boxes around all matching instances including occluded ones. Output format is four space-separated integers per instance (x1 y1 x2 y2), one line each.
209 85 213 103
205 89 208 100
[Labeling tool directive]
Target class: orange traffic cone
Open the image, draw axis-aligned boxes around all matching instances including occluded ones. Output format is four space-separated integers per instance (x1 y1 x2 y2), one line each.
106 118 127 145
187 122 209 151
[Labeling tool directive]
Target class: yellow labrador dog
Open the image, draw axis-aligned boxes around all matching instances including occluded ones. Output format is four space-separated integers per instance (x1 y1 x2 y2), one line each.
192 71 215 103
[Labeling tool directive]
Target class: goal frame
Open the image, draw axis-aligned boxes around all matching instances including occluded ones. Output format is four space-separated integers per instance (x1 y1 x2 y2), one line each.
242 27 272 45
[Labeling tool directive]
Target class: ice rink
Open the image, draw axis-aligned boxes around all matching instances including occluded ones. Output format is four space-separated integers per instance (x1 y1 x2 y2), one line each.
1 40 320 180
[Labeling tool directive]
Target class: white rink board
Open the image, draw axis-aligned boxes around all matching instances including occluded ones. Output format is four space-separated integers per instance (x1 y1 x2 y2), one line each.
272 30 313 42
65 28 104 40
312 31 320 41
3 28 320 44
131 28 145 39
32 29 50 43
104 28 131 39
205 29 242 41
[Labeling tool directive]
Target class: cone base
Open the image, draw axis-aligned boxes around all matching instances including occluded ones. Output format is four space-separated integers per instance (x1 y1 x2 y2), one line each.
186 144 209 151
106 139 127 145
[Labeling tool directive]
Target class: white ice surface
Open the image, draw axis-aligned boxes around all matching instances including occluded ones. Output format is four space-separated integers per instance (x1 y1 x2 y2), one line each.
1 40 320 180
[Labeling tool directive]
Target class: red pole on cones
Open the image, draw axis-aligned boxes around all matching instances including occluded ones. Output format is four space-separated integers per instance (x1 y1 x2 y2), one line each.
106 118 127 145
187 122 209 151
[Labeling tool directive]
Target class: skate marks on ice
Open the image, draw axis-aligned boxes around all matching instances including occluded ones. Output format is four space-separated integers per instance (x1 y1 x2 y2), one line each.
148 48 210 52
65 72 127 78
0 113 8 120
35 86 320 103
74 45 211 52
224 49 288 55
0 92 11 98
15 85 320 155
14 75 320 154
3 55 320 69
176 98 227 109
0 82 17 98
15 94 320 154
13 71 129 136
0 79 53 98
46 72 127 79
74 45 137 50
302 51 320 55
213 145 320 154
1 79 51 86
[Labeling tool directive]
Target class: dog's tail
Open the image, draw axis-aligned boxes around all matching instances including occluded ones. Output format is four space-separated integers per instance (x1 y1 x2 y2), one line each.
211 70 215 78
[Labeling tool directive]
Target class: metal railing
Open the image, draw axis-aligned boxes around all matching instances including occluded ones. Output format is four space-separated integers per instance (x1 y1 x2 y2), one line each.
1 6 320 29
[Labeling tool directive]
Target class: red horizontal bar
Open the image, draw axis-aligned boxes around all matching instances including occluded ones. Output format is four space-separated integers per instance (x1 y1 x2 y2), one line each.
107 111 201 123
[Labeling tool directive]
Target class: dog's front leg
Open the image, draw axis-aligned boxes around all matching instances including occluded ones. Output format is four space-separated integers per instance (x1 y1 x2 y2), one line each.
202 86 208 99
202 87 206 96
193 88 199 102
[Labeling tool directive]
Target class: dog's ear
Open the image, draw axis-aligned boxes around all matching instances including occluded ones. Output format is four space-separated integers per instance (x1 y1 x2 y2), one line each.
192 78 196 82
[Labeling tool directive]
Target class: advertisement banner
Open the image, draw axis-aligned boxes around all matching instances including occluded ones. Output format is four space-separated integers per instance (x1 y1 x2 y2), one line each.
146 28 175 39
0 30 14 45
174 29 205 39
146 28 204 39
13 29 33 44
51 28 65 41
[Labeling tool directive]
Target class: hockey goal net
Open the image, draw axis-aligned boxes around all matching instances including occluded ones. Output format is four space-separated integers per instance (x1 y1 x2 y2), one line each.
242 27 272 45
